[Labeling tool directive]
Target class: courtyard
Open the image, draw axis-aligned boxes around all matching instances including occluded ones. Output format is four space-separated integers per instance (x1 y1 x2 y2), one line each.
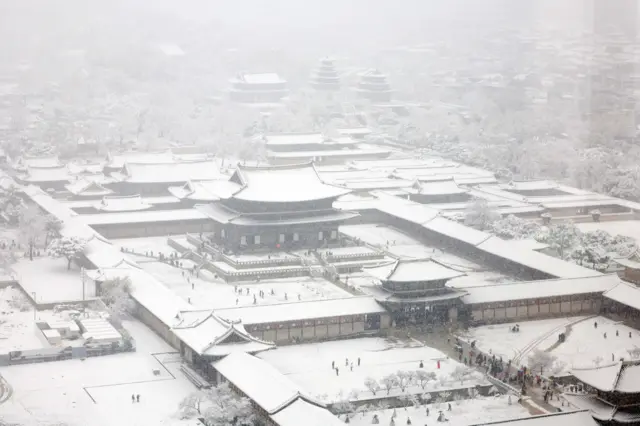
461 316 640 374
0 320 198 426
257 337 489 403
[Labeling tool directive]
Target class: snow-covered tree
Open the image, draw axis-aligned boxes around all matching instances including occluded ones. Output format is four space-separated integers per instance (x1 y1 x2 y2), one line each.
47 236 87 270
490 215 541 240
527 349 558 376
450 366 473 384
535 222 581 259
415 370 436 390
380 373 398 395
464 199 500 230
18 205 46 261
178 383 256 426
100 276 134 321
396 371 414 392
44 215 63 248
364 377 380 395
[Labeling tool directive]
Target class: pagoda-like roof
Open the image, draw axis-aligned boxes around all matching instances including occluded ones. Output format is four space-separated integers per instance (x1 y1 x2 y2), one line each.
95 194 153 212
364 258 466 283
196 202 357 226
604 280 640 312
405 177 468 196
571 360 640 393
227 162 351 203
563 394 640 424
171 310 274 357
168 179 240 202
65 179 114 196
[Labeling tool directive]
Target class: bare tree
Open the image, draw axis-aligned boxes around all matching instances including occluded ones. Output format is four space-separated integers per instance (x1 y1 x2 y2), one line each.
380 373 398 395
415 370 436 390
364 377 380 395
396 370 414 393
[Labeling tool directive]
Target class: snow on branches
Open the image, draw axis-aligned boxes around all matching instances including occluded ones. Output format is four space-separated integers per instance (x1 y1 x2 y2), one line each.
464 199 500 230
47 236 87 270
100 276 134 322
178 382 256 426
490 215 541 240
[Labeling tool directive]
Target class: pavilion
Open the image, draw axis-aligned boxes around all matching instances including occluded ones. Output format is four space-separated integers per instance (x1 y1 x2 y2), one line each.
196 162 357 252
565 360 640 424
364 258 467 325
310 58 340 91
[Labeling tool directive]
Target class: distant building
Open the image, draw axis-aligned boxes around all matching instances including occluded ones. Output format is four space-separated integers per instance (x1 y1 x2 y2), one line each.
364 258 467 325
263 132 391 165
355 69 393 102
309 58 340 91
229 72 288 104
196 162 356 252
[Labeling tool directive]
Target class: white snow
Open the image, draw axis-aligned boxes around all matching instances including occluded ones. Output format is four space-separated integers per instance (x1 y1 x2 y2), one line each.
113 237 180 259
0 320 199 426
462 316 640 373
140 261 352 309
257 338 488 403
215 296 385 325
577 220 640 244
348 396 531 426
232 163 350 203
83 209 207 226
461 275 619 304
12 257 97 304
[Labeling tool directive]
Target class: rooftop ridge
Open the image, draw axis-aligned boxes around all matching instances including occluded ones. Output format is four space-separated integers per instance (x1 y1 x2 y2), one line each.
214 296 377 311
460 273 619 291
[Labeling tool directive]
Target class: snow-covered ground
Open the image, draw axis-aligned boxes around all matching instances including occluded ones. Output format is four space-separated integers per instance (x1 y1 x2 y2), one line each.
461 317 584 364
140 261 352 310
258 337 488 403
0 320 198 426
461 316 640 373
577 220 640 243
340 224 421 247
537 316 640 370
349 396 531 426
12 257 97 304
112 237 180 259
0 285 111 353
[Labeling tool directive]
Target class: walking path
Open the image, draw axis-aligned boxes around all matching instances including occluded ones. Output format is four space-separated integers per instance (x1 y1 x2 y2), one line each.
405 325 558 415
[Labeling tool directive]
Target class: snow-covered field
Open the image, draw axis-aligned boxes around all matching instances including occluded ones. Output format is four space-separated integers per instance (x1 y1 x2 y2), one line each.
461 316 640 373
12 257 97 304
349 396 531 426
140 261 352 310
0 320 198 426
577 220 640 243
258 337 488 403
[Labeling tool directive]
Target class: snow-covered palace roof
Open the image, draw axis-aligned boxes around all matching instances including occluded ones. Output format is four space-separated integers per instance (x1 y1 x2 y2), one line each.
225 162 351 203
603 280 640 312
213 352 324 415
364 258 465 283
171 310 274 357
461 274 621 305
571 360 640 394
95 194 152 212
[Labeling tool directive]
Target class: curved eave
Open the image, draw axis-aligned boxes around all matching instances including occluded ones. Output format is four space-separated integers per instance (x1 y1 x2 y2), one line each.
231 190 351 204
229 211 358 227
